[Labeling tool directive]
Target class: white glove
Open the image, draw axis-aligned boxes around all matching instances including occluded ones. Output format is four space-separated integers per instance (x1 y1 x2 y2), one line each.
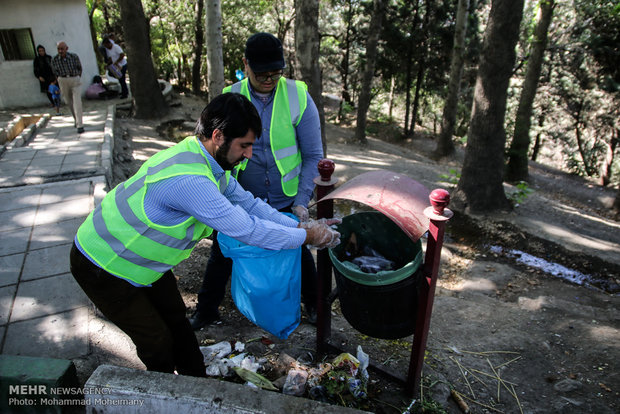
292 205 309 222
300 218 342 249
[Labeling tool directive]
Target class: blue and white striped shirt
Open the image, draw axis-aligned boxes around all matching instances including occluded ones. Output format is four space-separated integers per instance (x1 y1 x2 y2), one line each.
76 139 306 286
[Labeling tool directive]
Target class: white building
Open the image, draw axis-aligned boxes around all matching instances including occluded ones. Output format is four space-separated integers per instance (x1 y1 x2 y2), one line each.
0 0 99 109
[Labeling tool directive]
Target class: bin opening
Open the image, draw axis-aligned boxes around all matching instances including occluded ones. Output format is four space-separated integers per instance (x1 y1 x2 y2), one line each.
329 211 423 287
329 211 423 339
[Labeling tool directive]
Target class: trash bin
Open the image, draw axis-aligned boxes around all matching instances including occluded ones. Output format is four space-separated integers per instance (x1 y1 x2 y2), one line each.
329 211 423 339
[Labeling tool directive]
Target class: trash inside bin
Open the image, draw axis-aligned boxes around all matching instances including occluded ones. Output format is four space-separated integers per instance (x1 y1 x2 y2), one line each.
329 211 423 339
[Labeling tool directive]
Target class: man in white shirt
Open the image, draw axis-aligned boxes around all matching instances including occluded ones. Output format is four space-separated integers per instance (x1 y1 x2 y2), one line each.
102 37 128 99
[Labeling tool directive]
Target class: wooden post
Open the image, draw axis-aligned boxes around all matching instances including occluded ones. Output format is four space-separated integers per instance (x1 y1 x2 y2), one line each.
406 189 452 396
314 159 338 353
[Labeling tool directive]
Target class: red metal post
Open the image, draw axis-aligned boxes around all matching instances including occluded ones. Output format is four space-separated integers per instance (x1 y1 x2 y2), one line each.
406 189 453 396
314 159 338 353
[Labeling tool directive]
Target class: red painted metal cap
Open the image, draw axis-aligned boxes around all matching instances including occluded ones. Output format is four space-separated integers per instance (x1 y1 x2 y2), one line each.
318 170 431 242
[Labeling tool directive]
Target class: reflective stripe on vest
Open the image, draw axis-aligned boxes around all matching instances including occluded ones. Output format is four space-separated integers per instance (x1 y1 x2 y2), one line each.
223 78 307 195
76 136 224 285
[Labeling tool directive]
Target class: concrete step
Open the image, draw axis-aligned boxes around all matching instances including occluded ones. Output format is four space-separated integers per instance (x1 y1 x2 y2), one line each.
0 354 79 413
85 365 371 414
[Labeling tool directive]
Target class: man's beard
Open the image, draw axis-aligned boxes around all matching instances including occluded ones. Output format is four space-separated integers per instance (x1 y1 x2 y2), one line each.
214 139 244 170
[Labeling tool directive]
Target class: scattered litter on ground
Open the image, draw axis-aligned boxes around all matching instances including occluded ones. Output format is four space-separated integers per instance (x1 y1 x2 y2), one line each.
200 339 372 409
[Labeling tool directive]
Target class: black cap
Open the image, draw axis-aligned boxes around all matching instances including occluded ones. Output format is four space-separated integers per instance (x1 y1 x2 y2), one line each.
244 33 286 73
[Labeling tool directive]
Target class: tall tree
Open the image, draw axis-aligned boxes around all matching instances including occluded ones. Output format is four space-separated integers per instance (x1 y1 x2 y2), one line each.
505 0 555 182
192 0 205 94
403 1 420 136
408 0 432 136
295 0 326 155
336 0 355 123
454 0 525 213
118 0 168 119
435 0 470 157
354 0 387 144
205 0 225 99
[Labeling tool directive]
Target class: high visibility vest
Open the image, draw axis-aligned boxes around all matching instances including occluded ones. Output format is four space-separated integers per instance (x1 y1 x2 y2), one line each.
76 136 229 285
224 77 307 197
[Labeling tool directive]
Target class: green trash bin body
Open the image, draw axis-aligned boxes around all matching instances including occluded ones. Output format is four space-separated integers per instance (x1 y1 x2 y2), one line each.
329 211 423 339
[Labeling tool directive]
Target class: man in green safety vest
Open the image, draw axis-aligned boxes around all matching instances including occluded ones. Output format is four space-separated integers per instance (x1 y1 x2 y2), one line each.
70 93 339 377
190 33 324 329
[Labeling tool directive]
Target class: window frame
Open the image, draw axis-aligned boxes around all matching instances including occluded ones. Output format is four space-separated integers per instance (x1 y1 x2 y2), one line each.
0 28 36 61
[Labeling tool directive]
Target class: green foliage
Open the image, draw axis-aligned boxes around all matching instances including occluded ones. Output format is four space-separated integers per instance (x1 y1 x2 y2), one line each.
440 169 461 187
507 181 534 206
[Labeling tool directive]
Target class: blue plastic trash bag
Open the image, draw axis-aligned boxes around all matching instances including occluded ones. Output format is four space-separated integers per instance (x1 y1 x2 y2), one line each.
217 217 301 339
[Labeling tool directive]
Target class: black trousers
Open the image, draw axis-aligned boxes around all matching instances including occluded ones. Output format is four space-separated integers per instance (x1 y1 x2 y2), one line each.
196 207 318 318
70 243 206 377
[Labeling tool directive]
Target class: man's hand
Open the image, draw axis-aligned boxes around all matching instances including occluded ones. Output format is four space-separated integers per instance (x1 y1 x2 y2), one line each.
292 205 309 222
300 218 342 249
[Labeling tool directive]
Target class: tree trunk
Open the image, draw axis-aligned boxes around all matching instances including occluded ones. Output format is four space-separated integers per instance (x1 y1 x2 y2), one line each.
436 0 470 157
118 0 168 119
408 0 431 137
530 111 545 161
613 188 620 219
355 0 387 144
454 0 524 213
295 0 326 156
87 1 103 65
337 0 354 123
410 55 425 136
403 2 420 136
599 128 618 186
575 116 593 176
192 0 205 94
205 0 225 100
388 76 395 121
505 0 555 182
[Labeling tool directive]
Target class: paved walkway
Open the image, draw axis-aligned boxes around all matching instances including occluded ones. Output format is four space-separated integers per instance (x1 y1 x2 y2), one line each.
0 106 113 363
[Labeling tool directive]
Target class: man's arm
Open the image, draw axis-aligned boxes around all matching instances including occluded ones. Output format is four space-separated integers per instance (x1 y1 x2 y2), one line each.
165 175 306 250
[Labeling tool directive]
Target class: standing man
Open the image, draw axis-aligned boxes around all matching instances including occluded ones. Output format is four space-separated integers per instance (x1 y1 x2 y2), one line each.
190 32 324 329
70 93 339 377
102 37 129 99
51 41 84 133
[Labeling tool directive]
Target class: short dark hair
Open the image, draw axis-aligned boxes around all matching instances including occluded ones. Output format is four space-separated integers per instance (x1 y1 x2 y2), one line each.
195 93 261 143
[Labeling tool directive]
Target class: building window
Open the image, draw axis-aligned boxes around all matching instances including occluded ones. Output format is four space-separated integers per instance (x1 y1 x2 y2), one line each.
0 28 36 61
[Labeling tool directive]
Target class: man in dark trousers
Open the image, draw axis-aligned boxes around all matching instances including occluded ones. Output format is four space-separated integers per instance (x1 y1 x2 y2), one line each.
190 32 324 329
70 93 339 377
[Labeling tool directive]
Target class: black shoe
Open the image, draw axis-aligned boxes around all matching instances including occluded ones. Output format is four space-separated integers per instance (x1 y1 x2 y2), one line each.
120 95 128 99
77 127 85 133
189 310 220 330
303 304 317 325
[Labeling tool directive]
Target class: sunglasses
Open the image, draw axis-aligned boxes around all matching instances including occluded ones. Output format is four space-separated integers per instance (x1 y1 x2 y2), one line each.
254 72 283 83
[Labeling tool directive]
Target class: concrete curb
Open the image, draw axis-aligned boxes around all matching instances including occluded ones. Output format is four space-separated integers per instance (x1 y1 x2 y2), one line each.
0 114 50 157
85 365 371 414
102 104 116 188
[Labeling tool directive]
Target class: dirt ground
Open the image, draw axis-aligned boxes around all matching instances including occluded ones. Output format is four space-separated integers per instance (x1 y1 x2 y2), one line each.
107 92 619 414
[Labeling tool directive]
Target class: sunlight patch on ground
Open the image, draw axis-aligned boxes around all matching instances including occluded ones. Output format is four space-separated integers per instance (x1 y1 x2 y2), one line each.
588 325 620 349
525 218 620 254
328 153 391 167
551 202 620 230
517 296 547 311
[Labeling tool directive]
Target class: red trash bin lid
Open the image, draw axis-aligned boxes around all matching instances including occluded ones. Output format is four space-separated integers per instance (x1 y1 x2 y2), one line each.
318 169 430 242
